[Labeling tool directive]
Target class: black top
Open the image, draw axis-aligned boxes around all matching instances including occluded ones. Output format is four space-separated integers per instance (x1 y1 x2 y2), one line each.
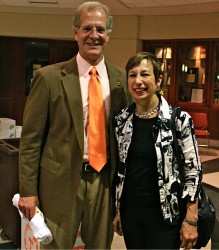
122 115 160 208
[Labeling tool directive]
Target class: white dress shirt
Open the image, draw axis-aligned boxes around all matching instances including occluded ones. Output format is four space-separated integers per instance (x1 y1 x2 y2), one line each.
76 53 110 161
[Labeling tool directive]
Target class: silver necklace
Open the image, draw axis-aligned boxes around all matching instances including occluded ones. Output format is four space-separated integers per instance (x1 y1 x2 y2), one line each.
135 105 159 119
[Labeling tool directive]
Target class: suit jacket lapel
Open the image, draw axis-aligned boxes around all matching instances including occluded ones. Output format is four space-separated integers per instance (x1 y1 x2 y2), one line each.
60 59 126 163
105 62 127 175
106 62 125 118
61 58 84 154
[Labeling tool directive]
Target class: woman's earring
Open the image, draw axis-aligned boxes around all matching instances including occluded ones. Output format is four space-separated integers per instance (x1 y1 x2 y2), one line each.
156 83 161 94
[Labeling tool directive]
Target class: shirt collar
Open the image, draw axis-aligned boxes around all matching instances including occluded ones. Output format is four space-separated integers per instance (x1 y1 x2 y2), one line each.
76 52 105 79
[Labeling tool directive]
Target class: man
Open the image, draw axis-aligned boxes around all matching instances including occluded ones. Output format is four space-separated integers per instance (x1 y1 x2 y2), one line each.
18 1 128 249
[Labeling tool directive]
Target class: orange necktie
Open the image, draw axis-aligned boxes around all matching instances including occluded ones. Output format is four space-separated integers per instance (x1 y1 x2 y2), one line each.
88 67 107 172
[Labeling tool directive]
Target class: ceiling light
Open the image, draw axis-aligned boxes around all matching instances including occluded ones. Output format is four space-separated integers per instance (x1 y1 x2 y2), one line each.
29 0 57 3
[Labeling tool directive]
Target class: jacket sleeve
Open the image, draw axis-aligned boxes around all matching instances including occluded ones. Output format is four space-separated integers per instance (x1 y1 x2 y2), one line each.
19 69 50 196
176 109 202 201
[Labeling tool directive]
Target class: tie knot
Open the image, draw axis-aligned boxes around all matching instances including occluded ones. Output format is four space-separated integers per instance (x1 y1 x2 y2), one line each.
90 67 97 76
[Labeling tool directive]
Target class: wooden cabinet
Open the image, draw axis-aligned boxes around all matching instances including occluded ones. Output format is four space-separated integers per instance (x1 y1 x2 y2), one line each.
212 42 219 107
143 41 176 104
0 36 78 125
25 39 78 95
143 39 219 140
177 41 209 106
50 40 78 64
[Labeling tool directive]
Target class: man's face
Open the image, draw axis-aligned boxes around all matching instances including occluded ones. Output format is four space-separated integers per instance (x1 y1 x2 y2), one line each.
74 8 110 65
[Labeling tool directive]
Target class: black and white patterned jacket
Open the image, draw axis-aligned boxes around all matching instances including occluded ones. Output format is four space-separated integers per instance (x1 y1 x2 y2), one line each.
114 95 202 225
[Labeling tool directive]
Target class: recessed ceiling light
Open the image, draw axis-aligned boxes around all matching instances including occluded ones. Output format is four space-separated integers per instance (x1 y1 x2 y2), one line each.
29 0 57 4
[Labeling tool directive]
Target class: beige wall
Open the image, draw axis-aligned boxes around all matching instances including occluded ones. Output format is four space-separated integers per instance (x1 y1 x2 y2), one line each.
139 13 219 40
0 12 74 40
0 12 219 68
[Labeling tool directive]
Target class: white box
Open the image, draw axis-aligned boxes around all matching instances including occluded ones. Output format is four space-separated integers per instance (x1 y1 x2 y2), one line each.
0 118 16 130
0 128 16 139
15 126 22 138
21 217 85 250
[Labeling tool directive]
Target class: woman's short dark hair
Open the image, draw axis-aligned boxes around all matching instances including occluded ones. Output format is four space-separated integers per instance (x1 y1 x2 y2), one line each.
125 52 162 82
73 1 113 33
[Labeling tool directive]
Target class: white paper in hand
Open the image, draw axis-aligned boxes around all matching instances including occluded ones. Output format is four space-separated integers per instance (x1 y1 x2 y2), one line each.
12 193 53 245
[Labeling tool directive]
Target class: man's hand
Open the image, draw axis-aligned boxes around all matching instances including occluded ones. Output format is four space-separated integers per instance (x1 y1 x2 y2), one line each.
18 196 38 221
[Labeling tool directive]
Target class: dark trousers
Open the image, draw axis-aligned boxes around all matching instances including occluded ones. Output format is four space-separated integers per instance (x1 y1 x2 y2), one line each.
121 204 181 249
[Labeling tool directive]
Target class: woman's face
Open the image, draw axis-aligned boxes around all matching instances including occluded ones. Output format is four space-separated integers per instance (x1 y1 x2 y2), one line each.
128 59 162 102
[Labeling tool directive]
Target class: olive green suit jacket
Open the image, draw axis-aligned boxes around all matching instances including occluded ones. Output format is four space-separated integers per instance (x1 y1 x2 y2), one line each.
19 56 128 246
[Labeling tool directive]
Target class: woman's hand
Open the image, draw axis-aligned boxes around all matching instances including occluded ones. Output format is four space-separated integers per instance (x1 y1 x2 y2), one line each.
180 199 199 249
113 211 123 236
180 219 198 249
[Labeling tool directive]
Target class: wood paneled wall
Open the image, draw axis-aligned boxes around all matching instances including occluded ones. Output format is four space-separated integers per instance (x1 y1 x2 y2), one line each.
0 36 78 125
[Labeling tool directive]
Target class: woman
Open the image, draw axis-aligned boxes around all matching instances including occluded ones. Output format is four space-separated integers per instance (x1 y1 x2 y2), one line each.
113 52 202 249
